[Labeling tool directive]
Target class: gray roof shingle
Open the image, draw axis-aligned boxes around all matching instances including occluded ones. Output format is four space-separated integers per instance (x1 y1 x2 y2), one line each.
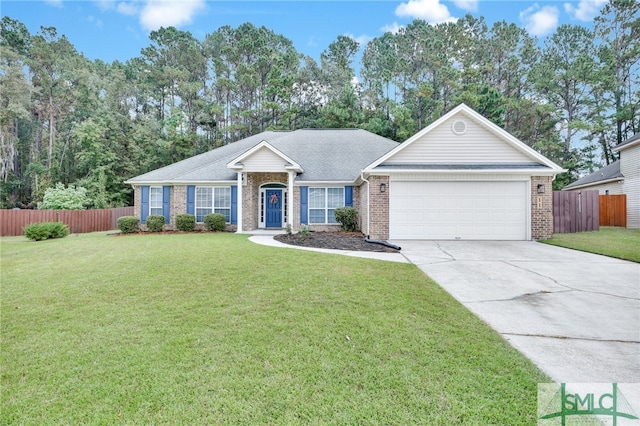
564 161 623 189
126 129 399 184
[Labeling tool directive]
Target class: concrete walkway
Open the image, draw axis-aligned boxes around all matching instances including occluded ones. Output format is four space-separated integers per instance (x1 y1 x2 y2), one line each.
250 234 640 383
394 240 640 383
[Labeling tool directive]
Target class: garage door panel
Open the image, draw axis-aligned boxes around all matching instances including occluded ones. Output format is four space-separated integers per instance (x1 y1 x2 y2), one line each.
390 181 527 240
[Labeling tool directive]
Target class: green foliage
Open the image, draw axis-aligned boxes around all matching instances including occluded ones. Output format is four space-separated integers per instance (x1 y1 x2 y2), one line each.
40 183 91 210
116 216 140 234
204 213 226 232
145 215 165 232
23 222 69 241
175 214 196 232
334 206 358 232
299 224 310 237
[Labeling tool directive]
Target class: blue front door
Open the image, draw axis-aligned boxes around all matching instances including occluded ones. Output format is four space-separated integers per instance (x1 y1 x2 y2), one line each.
265 189 283 228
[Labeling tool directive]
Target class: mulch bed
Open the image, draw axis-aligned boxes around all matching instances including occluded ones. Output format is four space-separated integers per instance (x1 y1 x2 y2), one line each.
274 231 400 252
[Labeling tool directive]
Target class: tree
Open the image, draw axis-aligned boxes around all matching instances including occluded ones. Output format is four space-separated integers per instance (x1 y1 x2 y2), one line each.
40 182 90 210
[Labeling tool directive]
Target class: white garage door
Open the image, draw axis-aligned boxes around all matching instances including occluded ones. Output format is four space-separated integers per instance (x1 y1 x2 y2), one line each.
390 181 528 240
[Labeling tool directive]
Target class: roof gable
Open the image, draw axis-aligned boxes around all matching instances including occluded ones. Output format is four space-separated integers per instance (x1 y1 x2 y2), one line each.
227 141 302 173
365 104 564 172
613 133 640 152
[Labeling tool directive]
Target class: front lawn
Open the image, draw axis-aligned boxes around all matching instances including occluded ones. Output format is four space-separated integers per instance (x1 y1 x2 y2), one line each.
542 226 640 262
1 232 547 424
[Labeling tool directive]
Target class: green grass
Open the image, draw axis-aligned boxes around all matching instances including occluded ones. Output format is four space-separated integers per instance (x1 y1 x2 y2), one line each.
1 232 548 424
542 226 640 262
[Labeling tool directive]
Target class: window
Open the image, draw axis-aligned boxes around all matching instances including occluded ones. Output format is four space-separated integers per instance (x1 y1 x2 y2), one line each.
309 187 344 224
195 187 231 223
149 187 163 216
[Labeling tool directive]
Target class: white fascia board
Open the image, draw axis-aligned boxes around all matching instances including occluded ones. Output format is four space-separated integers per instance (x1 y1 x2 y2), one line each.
295 181 355 186
366 168 563 176
124 180 236 186
612 137 640 152
564 178 624 191
226 140 303 172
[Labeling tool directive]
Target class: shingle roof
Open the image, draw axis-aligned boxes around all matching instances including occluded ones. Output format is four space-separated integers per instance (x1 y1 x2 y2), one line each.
125 129 399 184
564 161 623 189
613 133 640 151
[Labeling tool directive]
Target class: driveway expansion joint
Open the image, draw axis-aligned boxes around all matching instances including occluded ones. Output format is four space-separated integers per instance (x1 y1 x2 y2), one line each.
502 332 640 345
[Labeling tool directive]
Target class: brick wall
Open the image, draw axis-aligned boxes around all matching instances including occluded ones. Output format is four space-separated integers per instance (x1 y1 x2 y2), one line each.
368 175 390 240
531 176 554 239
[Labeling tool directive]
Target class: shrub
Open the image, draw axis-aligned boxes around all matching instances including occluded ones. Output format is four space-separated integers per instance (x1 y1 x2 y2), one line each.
40 183 91 210
24 222 70 241
176 214 196 232
204 213 226 231
334 207 358 232
117 216 140 234
146 215 165 232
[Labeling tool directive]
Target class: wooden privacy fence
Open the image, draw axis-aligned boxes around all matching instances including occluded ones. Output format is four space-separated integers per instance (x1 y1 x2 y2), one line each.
599 194 626 227
553 190 599 233
0 207 134 237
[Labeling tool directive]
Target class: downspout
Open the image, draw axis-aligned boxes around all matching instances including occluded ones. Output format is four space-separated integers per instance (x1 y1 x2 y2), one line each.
360 170 371 237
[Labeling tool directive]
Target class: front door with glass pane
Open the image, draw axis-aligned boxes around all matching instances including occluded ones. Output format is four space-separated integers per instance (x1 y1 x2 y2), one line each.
265 189 283 228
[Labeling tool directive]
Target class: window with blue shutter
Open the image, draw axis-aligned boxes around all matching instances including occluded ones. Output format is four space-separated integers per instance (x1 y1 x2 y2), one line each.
231 186 238 225
345 186 353 207
141 186 149 223
186 185 195 215
162 186 171 224
300 186 308 224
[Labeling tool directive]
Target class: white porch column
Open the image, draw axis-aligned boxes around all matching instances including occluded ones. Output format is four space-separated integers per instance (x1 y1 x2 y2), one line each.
236 172 243 233
288 171 295 229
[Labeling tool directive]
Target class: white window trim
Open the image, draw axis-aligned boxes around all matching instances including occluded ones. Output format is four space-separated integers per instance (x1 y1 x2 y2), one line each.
308 187 345 225
195 186 232 223
149 186 163 216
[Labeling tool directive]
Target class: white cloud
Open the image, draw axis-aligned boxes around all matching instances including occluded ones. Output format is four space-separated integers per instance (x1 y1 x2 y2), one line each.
395 0 456 24
44 0 63 7
139 0 206 31
345 33 372 47
453 0 478 12
564 0 608 21
116 2 139 16
520 4 559 36
381 22 404 34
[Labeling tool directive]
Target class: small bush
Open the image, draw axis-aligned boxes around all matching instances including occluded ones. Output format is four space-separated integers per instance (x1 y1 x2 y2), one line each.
117 216 140 234
204 213 226 232
146 215 165 232
334 207 358 232
176 214 196 232
24 222 70 241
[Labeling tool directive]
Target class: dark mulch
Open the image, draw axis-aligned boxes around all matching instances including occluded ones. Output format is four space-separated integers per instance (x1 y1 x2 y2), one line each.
274 231 400 252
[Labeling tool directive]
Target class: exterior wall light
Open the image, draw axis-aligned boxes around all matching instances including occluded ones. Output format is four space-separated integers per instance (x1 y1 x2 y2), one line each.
537 184 545 194
380 183 387 193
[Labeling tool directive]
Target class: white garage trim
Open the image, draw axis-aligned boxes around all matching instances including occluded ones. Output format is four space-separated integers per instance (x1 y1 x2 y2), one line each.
390 179 531 240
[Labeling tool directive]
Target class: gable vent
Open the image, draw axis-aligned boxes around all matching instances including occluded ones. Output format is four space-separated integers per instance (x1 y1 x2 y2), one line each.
452 120 467 135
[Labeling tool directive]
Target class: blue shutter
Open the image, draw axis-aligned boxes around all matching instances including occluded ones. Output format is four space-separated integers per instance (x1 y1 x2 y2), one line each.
300 186 308 225
345 186 353 207
141 186 149 224
231 186 237 225
186 185 195 215
162 186 171 224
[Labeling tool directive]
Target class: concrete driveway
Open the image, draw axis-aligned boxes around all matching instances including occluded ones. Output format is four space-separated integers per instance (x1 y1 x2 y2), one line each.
393 240 640 383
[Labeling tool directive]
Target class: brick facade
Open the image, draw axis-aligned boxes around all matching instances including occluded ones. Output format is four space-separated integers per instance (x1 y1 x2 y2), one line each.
243 172 288 231
530 176 554 240
368 175 390 240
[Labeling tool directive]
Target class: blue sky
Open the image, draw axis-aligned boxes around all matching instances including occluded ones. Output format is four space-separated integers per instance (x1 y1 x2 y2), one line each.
3 0 606 64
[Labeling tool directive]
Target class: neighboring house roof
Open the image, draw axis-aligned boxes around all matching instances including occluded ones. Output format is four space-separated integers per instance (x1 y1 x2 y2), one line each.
125 129 399 184
613 133 640 152
364 103 565 175
563 161 624 190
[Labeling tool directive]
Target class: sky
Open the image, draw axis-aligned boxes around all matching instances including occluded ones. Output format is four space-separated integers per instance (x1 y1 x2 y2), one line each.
2 0 607 65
